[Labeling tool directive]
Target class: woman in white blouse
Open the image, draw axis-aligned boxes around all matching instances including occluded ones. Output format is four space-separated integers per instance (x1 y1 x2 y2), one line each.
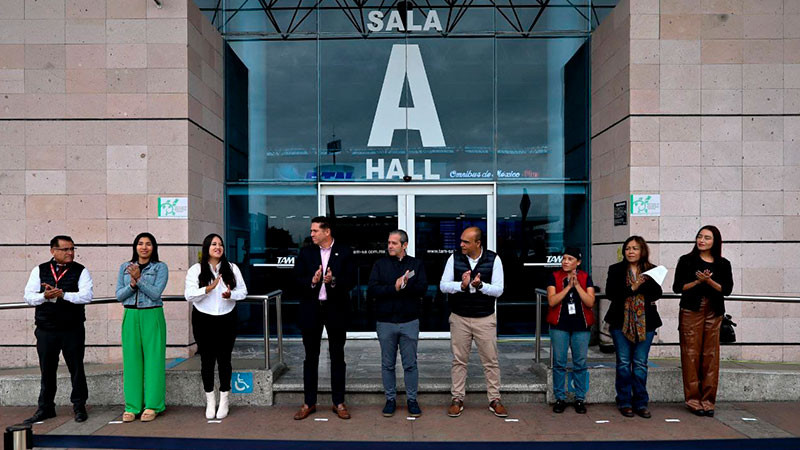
184 233 247 420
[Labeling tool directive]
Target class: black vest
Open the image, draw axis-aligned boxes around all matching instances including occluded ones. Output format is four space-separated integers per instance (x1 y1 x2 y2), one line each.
449 250 497 318
35 261 86 330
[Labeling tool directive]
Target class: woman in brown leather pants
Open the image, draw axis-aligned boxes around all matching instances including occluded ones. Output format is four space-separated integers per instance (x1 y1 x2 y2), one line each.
672 225 733 417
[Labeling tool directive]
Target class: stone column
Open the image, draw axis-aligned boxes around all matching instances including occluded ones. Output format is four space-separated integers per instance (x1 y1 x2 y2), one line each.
0 0 224 367
590 0 800 362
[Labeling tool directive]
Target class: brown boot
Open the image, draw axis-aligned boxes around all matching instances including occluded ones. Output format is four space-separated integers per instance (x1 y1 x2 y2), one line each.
447 398 464 417
489 399 508 417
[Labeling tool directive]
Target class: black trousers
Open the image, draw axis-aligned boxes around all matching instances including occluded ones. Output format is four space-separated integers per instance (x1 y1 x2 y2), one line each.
192 307 237 392
302 300 347 406
35 326 88 412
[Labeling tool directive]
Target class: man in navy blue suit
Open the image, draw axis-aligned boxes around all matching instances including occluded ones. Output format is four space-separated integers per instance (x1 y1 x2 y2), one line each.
292 216 355 420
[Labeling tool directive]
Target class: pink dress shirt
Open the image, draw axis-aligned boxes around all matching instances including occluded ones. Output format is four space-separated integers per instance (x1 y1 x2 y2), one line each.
318 240 334 301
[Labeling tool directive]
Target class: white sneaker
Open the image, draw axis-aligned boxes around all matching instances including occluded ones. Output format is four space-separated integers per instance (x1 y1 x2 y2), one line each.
205 391 216 419
216 391 229 419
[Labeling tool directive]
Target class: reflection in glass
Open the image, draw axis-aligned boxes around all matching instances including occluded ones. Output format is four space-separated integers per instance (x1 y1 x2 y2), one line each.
497 38 588 180
415 195 487 331
229 41 318 182
226 185 318 336
326 195 399 332
496 185 588 335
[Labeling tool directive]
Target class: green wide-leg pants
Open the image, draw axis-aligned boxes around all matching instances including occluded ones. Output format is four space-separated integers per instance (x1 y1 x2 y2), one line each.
122 307 166 414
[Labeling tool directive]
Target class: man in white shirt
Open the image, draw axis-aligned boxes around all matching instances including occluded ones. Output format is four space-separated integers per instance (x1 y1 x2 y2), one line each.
439 227 507 418
23 235 93 424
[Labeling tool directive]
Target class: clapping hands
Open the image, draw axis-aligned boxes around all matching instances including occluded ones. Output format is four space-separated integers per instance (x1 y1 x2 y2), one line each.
695 269 713 283
41 283 63 301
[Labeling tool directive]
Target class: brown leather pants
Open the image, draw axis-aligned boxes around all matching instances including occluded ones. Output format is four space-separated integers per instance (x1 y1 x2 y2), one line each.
679 298 722 412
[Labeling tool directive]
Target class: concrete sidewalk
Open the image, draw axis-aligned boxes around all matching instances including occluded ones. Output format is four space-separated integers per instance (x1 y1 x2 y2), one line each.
2 401 799 446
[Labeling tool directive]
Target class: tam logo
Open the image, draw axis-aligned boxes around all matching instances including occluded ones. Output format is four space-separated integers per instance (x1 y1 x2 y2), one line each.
277 256 295 265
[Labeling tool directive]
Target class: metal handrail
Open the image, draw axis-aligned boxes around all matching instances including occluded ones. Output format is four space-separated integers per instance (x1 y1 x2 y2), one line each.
0 292 285 371
533 288 800 364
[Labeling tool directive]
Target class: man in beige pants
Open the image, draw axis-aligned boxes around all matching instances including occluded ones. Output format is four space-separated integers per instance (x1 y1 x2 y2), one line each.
439 227 507 418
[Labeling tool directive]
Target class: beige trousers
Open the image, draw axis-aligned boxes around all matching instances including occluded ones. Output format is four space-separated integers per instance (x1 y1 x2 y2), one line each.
449 312 501 402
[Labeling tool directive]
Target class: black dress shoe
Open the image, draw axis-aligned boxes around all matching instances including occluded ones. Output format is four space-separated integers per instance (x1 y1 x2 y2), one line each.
574 400 587 414
690 408 705 417
635 408 652 419
552 400 567 414
23 409 56 424
704 410 714 417
619 407 635 417
74 406 88 422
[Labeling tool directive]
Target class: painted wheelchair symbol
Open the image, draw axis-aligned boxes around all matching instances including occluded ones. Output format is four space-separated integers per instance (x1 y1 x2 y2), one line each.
232 372 253 393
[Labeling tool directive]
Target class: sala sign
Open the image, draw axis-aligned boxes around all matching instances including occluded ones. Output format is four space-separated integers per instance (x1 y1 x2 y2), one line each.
367 10 443 32
365 16 447 180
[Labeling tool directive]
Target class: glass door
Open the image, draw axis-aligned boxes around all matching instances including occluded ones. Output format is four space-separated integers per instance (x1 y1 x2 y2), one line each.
320 194 398 332
413 194 489 333
318 183 494 336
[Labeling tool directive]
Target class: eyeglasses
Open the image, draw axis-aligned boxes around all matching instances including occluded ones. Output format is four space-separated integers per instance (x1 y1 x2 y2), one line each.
53 247 76 252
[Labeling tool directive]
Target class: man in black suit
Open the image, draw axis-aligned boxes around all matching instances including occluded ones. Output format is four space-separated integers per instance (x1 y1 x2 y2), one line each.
292 216 355 420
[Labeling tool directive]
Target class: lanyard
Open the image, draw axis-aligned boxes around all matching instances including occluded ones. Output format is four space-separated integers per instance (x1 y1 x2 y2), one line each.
50 264 69 288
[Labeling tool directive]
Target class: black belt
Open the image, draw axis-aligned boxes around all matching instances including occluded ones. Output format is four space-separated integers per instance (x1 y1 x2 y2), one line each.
124 305 163 310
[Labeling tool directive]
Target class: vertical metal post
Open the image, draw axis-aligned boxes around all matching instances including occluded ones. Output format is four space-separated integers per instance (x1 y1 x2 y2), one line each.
263 297 271 371
535 291 542 364
275 293 284 365
4 424 31 450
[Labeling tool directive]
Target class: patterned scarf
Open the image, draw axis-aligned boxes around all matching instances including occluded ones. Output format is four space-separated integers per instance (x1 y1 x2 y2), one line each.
622 269 647 343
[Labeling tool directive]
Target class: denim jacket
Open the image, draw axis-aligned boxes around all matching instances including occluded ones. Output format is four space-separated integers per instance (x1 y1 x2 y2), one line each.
115 261 169 308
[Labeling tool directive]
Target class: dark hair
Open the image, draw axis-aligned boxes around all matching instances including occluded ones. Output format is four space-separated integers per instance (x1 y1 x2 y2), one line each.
50 235 74 248
563 246 583 260
690 225 723 260
130 232 160 263
390 229 408 245
311 216 331 233
198 233 236 289
622 236 654 272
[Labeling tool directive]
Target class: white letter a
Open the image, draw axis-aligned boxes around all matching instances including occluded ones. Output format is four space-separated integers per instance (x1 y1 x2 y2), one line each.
368 44 445 147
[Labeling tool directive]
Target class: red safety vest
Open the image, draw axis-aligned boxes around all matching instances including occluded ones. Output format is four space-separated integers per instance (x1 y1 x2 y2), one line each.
546 269 595 328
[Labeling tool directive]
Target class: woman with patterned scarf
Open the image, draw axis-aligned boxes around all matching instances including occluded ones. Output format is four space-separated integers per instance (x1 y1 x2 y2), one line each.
604 236 663 419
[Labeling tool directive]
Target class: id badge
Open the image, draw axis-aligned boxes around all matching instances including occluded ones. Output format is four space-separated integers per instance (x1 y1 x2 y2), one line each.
568 302 577 315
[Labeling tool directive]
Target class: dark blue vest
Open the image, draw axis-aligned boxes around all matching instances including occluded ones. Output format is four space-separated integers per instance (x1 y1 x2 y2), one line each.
450 250 497 318
35 261 86 330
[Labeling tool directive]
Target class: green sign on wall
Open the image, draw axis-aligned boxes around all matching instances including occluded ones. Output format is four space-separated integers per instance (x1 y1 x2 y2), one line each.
157 197 188 219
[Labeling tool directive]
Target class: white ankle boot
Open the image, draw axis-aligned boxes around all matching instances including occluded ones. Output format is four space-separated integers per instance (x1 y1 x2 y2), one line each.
205 391 216 419
216 391 229 419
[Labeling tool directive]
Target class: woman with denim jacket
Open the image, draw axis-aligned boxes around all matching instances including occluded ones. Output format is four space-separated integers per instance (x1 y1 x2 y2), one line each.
115 232 169 423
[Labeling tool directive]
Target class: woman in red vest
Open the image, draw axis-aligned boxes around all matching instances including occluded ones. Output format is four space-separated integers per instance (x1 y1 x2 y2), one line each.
546 247 595 414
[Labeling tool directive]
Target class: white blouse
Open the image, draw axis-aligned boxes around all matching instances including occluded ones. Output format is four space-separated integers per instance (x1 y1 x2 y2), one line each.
184 262 248 316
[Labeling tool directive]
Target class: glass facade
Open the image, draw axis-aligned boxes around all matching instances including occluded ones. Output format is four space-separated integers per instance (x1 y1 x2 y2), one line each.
195 1 615 337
